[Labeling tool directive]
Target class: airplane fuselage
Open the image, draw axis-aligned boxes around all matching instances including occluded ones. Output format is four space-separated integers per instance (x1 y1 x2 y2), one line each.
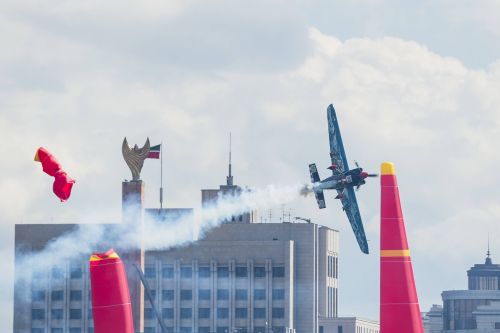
314 168 366 191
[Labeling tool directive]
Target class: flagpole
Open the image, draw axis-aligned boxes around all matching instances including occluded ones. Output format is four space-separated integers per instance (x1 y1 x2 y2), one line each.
160 141 163 209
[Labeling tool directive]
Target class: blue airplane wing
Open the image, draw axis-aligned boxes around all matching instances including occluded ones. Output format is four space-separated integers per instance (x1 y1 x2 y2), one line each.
338 187 369 254
327 104 350 175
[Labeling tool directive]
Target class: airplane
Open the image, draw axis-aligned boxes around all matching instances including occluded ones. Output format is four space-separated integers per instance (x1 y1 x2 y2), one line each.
308 104 377 254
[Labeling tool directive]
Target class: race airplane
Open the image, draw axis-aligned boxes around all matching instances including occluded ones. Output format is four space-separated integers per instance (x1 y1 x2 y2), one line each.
308 104 377 254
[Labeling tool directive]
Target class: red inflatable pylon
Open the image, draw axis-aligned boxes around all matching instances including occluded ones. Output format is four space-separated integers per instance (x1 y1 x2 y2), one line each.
380 162 423 333
89 249 134 333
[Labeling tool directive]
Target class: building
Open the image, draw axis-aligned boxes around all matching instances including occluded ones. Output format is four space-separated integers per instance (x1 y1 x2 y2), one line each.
143 220 338 333
423 250 500 333
318 317 379 333
14 160 341 333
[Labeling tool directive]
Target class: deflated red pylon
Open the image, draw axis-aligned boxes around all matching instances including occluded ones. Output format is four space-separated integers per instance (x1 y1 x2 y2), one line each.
90 249 134 333
34 147 75 201
380 162 423 333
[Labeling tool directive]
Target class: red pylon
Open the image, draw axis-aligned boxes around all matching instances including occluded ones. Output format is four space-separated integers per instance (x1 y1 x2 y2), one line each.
380 162 424 333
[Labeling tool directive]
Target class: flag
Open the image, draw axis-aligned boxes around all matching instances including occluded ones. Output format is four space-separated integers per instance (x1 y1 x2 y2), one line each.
147 144 161 159
34 147 76 202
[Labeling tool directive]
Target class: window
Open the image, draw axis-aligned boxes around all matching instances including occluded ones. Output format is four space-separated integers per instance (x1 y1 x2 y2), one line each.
162 308 174 319
254 327 266 333
180 308 192 319
198 267 210 278
31 329 44 333
217 267 229 278
69 329 81 333
32 309 45 320
162 267 174 278
272 308 284 318
70 266 82 279
146 290 156 300
235 267 248 278
319 326 324 333
235 289 247 300
217 308 229 319
51 309 63 320
199 289 210 300
69 309 81 320
198 327 210 333
217 327 229 333
87 328 94 333
273 327 285 333
51 329 63 333
145 266 156 278
272 267 285 278
272 289 285 300
32 290 45 301
162 290 174 300
70 290 82 301
198 308 210 318
52 267 64 279
254 289 266 300
144 328 155 333
51 290 64 301
254 308 266 318
144 308 154 319
254 267 266 278
181 267 192 278
180 290 192 300
180 328 192 333
338 326 343 333
496 322 500 329
235 308 247 318
217 289 229 300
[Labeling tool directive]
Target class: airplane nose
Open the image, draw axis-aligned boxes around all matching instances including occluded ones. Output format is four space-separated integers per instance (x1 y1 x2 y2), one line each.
361 172 369 179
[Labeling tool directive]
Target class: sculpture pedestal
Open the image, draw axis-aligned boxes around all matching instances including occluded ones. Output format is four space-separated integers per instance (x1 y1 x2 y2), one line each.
121 180 145 333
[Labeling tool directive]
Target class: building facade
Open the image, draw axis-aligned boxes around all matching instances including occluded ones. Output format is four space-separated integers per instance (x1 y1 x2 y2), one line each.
423 252 500 333
318 317 379 333
14 172 340 333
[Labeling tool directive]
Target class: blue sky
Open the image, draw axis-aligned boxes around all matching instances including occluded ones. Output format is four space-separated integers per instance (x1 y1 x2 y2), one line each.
1 1 500 330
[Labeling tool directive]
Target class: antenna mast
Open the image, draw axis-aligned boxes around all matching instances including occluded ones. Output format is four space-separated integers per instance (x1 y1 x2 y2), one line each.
160 141 164 209
226 132 233 186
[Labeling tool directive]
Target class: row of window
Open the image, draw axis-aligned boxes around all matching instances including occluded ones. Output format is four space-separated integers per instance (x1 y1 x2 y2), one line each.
145 307 285 319
32 309 82 320
147 289 285 301
150 266 285 279
32 290 82 302
33 306 286 321
33 288 285 303
31 329 88 333
31 326 286 333
33 266 83 281
143 327 286 333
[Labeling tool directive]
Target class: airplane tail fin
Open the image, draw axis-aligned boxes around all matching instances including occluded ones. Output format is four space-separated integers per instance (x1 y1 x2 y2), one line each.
380 162 424 333
309 163 326 209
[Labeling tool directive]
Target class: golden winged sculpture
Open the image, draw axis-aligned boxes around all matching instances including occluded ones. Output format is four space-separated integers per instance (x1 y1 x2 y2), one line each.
122 137 150 181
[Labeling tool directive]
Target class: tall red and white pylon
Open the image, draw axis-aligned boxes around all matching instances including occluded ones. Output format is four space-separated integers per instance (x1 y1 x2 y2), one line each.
380 162 424 333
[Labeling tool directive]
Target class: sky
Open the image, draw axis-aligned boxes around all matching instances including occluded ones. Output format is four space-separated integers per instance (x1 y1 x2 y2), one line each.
2 0 500 330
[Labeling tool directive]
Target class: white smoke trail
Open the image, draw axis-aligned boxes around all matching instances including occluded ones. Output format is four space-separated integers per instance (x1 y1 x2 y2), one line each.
15 183 307 284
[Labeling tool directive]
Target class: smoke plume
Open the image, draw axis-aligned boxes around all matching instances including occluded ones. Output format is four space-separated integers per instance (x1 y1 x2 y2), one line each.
15 183 307 285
